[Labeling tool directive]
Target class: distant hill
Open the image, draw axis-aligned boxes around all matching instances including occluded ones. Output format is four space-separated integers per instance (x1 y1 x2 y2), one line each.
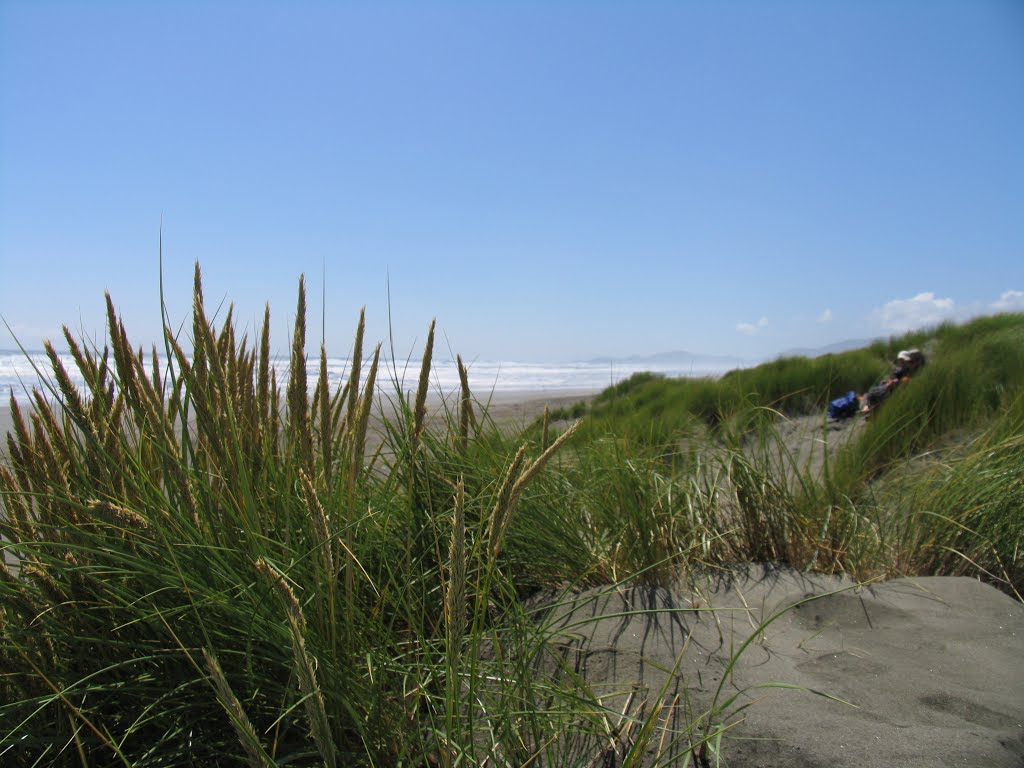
585 349 752 371
776 338 879 359
588 341 890 370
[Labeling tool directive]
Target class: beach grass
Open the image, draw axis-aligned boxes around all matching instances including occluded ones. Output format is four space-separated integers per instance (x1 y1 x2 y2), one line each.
549 312 1024 590
1 269 1022 766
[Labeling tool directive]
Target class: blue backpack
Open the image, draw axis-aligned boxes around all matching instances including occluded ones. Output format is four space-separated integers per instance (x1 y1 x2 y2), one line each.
827 390 859 420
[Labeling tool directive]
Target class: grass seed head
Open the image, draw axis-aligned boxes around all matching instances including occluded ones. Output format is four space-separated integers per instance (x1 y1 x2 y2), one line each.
413 319 436 439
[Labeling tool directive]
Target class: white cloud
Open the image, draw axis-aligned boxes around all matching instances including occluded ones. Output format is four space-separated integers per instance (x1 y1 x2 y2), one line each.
736 316 769 335
992 290 1024 312
871 292 956 332
817 308 833 324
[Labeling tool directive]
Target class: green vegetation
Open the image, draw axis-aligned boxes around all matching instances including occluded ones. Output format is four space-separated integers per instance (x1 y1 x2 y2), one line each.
544 311 1024 594
2 268 1021 766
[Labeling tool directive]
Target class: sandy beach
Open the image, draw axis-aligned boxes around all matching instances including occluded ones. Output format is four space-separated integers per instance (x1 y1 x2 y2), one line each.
0 388 599 458
425 388 596 430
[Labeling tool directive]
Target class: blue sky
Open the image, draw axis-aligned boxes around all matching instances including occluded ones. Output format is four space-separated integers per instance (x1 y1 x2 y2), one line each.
1 1 1022 363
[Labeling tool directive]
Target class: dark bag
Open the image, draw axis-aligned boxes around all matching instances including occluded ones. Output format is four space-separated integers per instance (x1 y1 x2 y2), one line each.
828 390 859 420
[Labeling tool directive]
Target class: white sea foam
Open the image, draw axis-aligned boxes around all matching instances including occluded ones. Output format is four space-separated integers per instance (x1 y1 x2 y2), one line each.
0 350 732 407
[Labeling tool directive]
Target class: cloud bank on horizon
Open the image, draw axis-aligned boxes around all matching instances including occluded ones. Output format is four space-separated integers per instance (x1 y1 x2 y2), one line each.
867 289 1024 334
737 288 1024 348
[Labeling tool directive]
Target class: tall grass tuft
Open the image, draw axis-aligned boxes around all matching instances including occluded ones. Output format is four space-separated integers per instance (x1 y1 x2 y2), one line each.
4 267 709 766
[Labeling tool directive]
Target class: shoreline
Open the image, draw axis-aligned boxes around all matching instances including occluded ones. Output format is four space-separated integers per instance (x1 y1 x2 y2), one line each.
0 388 600 459
429 388 596 429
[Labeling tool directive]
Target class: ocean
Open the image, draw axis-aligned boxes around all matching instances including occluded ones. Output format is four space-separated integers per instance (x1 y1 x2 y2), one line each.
0 350 733 406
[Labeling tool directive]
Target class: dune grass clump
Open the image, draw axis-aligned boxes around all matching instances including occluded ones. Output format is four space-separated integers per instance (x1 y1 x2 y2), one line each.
1 267 651 767
532 313 1024 594
860 392 1024 594
836 317 1024 478
581 350 891 440
717 349 888 415
568 314 1024 444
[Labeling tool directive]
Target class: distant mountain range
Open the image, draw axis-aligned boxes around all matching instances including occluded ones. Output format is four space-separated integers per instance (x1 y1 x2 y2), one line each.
776 338 879 358
584 350 753 370
586 338 881 372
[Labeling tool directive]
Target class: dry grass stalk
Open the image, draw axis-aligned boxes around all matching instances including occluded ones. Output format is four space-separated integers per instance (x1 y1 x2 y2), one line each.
115 337 200 525
5 432 23 479
255 557 337 768
287 276 311 469
484 422 581 563
6 398 34 489
346 308 365 433
510 420 581 503
197 305 232 425
0 464 32 541
6 424 36 518
317 344 332 480
87 500 150 531
106 293 138 405
0 560 43 626
188 268 222 469
44 341 88 430
135 362 169 436
150 343 161 396
456 354 476 450
446 480 467 655
216 306 235 371
107 391 125 444
341 342 380 650
351 344 381 485
190 265 209 403
202 648 276 768
29 412 70 501
165 331 193 381
30 389 71 469
182 477 201 530
413 319 436 440
300 471 335 582
329 380 348 436
443 480 467 768
269 370 281 455
231 336 253 414
257 304 271 435
487 445 528 562
62 326 97 386
186 305 243 490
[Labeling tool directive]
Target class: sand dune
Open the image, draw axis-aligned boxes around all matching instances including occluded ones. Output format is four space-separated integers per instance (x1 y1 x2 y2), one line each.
540 567 1024 766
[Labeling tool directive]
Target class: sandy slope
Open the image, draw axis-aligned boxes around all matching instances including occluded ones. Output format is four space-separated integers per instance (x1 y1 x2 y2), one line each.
539 567 1024 767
